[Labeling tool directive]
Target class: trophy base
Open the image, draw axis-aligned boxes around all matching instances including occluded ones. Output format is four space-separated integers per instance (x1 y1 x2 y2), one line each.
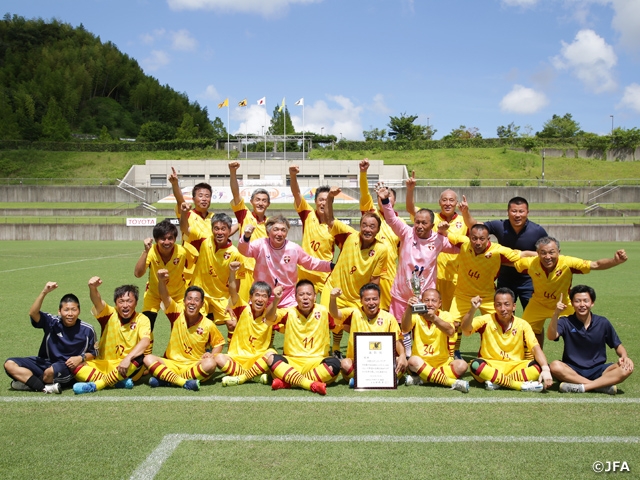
412 303 427 313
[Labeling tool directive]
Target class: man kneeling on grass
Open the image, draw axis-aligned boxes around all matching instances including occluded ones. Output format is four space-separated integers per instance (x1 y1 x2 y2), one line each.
73 278 152 394
5 282 97 394
264 280 341 395
144 269 224 391
548 285 633 395
461 288 553 392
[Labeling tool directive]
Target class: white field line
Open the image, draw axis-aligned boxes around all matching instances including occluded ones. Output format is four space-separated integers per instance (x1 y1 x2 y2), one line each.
3 395 640 404
0 252 138 273
130 433 640 480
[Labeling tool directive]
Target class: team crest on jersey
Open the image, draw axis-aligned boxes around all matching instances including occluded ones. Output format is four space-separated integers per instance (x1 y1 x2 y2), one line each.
224 252 231 260
427 243 435 251
283 255 291 263
512 328 518 336
130 322 137 330
314 311 321 319
555 269 563 277
368 250 375 257
196 327 204 335
377 317 383 326
455 221 463 229
173 258 180 265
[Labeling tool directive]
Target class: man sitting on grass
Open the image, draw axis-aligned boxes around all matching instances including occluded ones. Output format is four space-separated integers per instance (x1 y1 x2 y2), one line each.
5 281 97 394
549 285 634 395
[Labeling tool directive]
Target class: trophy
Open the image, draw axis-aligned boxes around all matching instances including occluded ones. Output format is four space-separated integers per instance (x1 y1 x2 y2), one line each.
410 266 427 313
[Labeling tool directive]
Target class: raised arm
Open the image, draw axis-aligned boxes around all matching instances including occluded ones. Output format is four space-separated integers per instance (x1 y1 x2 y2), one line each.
405 170 420 216
461 295 481 336
179 202 192 238
156 269 172 308
546 294 567 341
326 186 340 229
29 282 59 323
134 238 153 278
328 288 344 322
358 159 374 212
168 167 186 207
88 276 106 312
458 195 480 228
401 298 416 334
264 285 283 325
289 164 302 208
228 161 242 206
590 249 628 270
227 261 241 306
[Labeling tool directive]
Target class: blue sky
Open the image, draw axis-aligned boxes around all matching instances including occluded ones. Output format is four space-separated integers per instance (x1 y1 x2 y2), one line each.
4 0 640 139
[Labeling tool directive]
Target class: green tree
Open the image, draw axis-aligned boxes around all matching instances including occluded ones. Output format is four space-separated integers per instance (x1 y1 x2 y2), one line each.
536 113 583 138
387 113 419 141
176 113 199 140
443 125 482 140
612 127 640 149
496 122 520 140
268 106 297 151
138 121 175 141
41 97 71 141
0 92 20 140
363 126 387 141
211 117 227 139
98 125 112 142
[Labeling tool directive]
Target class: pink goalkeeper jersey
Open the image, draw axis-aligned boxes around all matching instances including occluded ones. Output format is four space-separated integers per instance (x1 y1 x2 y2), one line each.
382 201 460 319
238 236 332 307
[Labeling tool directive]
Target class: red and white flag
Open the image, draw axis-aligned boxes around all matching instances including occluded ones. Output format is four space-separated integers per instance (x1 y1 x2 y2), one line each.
257 97 266 105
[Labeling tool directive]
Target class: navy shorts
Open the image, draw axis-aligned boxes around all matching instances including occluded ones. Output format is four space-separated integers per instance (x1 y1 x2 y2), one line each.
5 356 74 385
567 362 613 381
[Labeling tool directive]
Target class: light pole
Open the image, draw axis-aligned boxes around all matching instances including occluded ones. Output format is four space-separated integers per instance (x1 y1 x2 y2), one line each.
541 149 545 182
321 127 324 137
610 115 614 136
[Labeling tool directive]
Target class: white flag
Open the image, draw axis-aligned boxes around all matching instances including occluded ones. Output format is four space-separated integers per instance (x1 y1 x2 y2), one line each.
257 97 266 105
295 98 304 106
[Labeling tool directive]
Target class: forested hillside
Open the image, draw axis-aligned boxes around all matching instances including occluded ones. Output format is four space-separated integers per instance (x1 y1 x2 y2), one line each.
0 14 218 142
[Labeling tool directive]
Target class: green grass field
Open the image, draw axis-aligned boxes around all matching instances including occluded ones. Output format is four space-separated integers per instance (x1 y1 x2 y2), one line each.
0 241 638 480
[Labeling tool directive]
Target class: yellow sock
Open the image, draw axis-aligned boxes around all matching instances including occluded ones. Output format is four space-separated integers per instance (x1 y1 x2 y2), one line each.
271 360 312 390
416 361 455 387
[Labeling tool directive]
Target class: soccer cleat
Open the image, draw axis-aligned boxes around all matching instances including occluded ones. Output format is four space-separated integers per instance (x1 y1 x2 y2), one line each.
404 374 423 386
221 376 240 387
348 377 355 389
332 350 344 360
520 381 544 392
114 379 134 389
559 382 585 393
43 383 62 394
454 350 462 360
271 378 291 390
250 373 269 385
310 381 327 396
484 381 501 391
183 379 200 391
10 380 31 391
73 382 97 395
451 379 469 393
148 377 171 388
594 385 617 395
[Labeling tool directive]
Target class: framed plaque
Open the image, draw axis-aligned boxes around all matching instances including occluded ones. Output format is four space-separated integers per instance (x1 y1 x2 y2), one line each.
353 332 397 390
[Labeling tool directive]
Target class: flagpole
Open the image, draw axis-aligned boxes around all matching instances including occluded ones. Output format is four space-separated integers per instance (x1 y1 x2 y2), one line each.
245 121 247 159
226 102 230 160
264 101 267 162
302 103 305 159
284 102 286 163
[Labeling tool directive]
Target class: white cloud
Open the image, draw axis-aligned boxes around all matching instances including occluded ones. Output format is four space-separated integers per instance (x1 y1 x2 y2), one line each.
370 93 391 114
501 0 538 7
551 29 617 93
233 105 272 136
141 50 171 71
139 29 166 45
167 0 322 18
201 85 220 100
171 29 198 51
617 83 640 112
611 0 640 51
499 85 549 114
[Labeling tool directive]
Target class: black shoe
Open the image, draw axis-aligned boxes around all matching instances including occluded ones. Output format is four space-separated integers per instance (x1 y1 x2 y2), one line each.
332 350 344 360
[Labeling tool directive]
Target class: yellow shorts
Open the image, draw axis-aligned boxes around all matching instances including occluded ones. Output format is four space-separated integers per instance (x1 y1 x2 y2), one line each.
523 298 575 334
82 359 145 382
204 295 231 325
158 358 212 382
229 349 277 371
298 268 329 295
142 292 184 313
283 355 324 375
449 294 495 322
436 277 457 312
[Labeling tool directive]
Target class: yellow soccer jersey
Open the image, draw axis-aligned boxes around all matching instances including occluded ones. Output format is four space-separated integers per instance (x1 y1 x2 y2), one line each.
471 313 539 362
228 298 282 359
514 255 591 309
296 197 335 282
449 234 521 299
280 304 334 359
175 206 214 253
340 307 400 359
232 199 267 272
326 220 389 304
432 212 467 282
163 299 224 362
410 309 456 367
93 304 152 360
191 239 246 299
145 244 191 301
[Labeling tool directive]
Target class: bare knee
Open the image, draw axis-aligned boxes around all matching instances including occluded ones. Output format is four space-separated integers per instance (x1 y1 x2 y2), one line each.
215 354 229 369
549 360 566 376
199 357 216 374
407 356 422 372
451 359 468 377
4 360 18 375
42 367 55 383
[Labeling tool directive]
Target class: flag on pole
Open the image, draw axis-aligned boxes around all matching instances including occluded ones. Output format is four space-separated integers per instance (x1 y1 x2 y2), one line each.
218 98 228 109
257 97 266 105
278 97 285 112
295 98 304 106
238 99 247 107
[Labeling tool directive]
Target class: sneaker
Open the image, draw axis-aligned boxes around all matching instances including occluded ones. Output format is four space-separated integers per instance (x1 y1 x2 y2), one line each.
114 379 134 389
73 382 97 395
10 380 31 391
594 385 617 395
521 380 544 392
310 381 327 395
250 373 269 385
484 381 501 391
271 378 291 390
183 379 200 391
451 379 469 393
348 377 355 389
222 376 240 387
332 350 344 360
43 383 62 394
454 350 462 360
559 382 585 393
404 374 423 386
148 377 171 388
